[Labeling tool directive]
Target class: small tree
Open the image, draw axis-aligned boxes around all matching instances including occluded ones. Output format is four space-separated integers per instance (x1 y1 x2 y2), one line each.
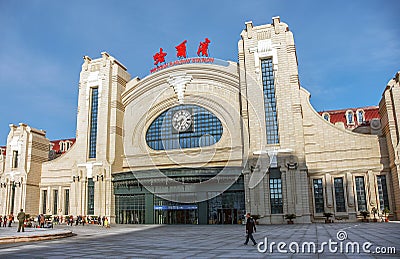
323 212 333 223
252 214 260 224
382 208 390 222
371 207 378 222
285 214 296 224
360 211 369 222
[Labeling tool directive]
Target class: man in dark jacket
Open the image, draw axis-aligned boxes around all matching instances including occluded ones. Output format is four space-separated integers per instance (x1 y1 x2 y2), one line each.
17 209 26 232
244 213 257 246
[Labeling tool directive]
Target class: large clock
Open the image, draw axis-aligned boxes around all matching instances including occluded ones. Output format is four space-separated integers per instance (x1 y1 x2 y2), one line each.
172 109 192 132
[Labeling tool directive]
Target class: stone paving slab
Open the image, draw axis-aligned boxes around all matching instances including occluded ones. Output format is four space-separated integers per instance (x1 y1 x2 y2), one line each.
0 222 399 258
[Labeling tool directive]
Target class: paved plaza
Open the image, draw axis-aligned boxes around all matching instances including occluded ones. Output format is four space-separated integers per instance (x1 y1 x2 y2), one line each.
0 222 399 258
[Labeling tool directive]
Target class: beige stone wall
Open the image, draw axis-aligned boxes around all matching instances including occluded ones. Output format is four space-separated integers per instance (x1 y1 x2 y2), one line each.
0 123 48 216
239 17 310 224
379 71 400 219
40 53 130 221
301 87 390 220
122 61 242 171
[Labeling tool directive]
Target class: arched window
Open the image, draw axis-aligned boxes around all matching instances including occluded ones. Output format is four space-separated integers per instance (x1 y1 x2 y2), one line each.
356 110 364 124
322 112 330 122
146 105 223 150
346 110 354 125
60 141 65 152
65 141 72 151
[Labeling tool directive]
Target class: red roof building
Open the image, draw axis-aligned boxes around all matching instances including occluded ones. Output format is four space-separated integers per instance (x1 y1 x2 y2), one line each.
318 106 381 133
48 138 76 160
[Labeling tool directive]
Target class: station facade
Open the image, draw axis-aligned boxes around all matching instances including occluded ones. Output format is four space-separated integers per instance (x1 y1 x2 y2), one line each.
0 17 399 224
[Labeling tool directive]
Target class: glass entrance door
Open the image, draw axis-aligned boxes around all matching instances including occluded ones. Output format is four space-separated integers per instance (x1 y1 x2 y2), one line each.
155 208 198 224
217 208 238 224
208 191 245 224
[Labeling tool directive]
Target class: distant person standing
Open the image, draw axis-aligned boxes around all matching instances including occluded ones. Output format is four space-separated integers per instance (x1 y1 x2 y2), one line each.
17 209 26 232
244 213 257 246
8 213 13 227
40 214 45 228
3 215 8 227
104 217 110 228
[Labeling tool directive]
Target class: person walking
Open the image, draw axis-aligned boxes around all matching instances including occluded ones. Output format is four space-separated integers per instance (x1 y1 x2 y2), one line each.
244 213 257 246
17 209 26 232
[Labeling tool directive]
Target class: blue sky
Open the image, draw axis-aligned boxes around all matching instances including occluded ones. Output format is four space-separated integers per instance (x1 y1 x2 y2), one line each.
0 0 399 142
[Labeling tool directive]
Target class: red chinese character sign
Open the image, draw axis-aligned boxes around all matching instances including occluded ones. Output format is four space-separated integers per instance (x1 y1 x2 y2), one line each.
152 38 212 70
175 40 187 59
153 48 167 66
197 38 210 57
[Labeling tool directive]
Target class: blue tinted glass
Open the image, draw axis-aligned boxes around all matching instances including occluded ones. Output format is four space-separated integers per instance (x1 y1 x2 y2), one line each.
146 105 223 150
261 59 279 144
89 88 98 158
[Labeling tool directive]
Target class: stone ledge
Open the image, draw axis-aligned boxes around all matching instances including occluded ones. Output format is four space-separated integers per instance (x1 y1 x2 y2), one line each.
0 231 75 244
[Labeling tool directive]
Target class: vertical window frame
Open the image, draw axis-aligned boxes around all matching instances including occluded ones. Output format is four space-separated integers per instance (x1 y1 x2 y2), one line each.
12 150 18 168
334 177 346 213
355 176 367 211
88 87 99 159
87 178 95 215
42 190 47 214
261 58 279 144
313 178 325 213
377 175 390 211
269 169 283 214
64 189 70 216
346 110 355 125
53 189 58 215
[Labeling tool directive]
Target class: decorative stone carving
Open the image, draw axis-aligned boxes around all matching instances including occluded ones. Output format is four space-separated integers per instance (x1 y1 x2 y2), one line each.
167 73 193 104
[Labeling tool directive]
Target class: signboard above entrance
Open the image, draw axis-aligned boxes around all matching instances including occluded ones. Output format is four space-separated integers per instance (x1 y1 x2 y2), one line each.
154 205 198 210
150 57 229 74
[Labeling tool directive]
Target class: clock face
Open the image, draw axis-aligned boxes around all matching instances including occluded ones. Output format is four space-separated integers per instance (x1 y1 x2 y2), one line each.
172 109 192 132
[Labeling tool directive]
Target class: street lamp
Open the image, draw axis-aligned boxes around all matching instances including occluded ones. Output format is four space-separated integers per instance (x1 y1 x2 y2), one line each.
12 181 21 188
72 175 80 182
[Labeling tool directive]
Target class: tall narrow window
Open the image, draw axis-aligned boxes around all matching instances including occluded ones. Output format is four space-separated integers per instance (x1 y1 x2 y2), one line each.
269 169 283 214
64 189 70 216
334 178 346 212
313 179 324 213
53 190 58 215
88 87 99 158
357 110 364 124
87 178 95 215
10 183 16 214
261 59 279 144
42 190 47 214
355 176 367 211
377 175 390 210
346 110 354 125
12 150 18 168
